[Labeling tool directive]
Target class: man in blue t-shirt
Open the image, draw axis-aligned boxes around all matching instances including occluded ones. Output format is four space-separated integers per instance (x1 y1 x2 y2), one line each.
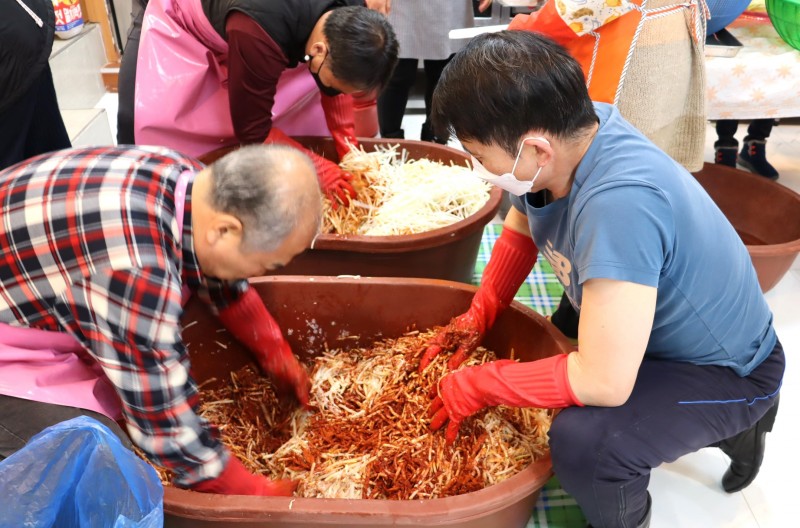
421 31 783 528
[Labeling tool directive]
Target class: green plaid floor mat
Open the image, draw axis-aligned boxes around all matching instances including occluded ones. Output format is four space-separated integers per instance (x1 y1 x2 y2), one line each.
473 224 586 528
472 224 565 317
526 477 587 528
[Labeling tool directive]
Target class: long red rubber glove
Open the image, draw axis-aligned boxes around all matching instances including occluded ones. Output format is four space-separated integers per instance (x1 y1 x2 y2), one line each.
265 127 356 208
418 227 538 372
191 455 298 496
320 93 359 161
429 353 583 444
218 288 310 406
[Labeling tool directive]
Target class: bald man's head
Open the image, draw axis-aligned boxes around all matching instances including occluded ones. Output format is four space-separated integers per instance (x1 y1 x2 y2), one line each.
188 144 322 281
208 144 322 253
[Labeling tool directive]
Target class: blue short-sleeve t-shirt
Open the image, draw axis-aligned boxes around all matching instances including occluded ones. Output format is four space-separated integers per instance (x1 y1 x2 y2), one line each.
511 103 775 376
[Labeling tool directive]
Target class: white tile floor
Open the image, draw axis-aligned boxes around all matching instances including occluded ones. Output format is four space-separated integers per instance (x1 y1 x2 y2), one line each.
402 113 799 528
94 92 797 527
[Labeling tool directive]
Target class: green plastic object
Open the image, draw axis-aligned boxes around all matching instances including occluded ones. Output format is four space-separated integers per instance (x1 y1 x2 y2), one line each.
767 0 800 51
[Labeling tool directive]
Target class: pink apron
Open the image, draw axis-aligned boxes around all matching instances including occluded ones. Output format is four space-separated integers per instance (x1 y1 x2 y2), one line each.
134 0 327 158
0 170 194 420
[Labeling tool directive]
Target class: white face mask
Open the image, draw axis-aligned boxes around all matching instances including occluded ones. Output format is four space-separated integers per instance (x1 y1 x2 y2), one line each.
470 136 550 196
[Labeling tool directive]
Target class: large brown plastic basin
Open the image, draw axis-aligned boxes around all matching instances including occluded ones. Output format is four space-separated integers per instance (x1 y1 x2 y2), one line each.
692 163 800 292
199 138 502 284
171 276 573 528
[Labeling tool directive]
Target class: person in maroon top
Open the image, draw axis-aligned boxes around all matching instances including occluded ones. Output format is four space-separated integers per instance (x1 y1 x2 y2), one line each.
118 0 398 207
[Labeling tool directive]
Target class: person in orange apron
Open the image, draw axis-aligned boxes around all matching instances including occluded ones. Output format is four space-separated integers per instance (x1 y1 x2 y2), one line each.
118 0 398 207
507 0 706 172
0 144 321 495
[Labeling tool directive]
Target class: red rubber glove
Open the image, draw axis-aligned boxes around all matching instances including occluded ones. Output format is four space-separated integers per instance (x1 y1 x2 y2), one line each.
419 227 538 372
191 455 298 496
320 93 359 161
429 353 583 444
218 288 310 406
264 127 356 208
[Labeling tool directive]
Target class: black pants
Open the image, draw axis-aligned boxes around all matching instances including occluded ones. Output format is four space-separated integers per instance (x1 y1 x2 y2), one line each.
551 340 783 528
377 57 452 138
0 66 70 171
715 119 775 148
117 0 148 145
550 291 580 339
0 395 131 461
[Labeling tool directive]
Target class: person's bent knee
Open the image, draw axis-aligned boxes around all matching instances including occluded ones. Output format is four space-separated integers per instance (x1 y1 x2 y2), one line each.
549 407 604 481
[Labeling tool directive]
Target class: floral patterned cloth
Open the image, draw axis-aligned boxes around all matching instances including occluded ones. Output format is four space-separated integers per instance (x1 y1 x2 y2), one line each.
706 23 800 119
554 0 637 36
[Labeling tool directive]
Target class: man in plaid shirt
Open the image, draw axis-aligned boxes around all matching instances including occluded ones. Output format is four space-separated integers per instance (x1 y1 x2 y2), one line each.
0 144 321 495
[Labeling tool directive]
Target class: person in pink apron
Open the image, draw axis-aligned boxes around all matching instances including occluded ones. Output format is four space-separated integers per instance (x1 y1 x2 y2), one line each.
0 144 322 495
117 0 398 207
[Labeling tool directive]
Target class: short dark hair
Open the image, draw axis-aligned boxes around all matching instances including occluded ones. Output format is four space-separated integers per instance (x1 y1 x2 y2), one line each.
324 6 398 92
431 31 598 154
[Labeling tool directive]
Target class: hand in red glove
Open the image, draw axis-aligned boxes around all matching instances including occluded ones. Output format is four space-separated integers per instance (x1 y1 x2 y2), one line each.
429 354 582 444
316 158 356 209
419 289 499 373
265 127 356 208
419 227 538 372
218 288 310 406
191 454 298 496
320 93 359 161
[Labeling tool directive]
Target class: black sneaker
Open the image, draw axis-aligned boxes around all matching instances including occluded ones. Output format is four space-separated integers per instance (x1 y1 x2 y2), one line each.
738 140 779 180
714 145 738 167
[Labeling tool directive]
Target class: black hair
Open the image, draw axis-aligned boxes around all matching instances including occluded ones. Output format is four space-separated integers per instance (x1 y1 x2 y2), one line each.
324 6 399 92
431 31 598 154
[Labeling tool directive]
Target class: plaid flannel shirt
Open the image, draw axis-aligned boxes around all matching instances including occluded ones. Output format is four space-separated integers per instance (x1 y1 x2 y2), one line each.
0 146 249 485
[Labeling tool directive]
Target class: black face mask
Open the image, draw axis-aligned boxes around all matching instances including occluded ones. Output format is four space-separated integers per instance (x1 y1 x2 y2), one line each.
309 50 343 97
312 70 343 97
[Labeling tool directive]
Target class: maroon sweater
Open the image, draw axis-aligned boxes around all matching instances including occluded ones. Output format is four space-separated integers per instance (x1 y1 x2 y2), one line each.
226 12 292 144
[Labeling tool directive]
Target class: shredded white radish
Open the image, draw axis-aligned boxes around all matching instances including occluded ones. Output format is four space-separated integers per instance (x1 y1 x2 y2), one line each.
324 145 491 236
146 331 552 500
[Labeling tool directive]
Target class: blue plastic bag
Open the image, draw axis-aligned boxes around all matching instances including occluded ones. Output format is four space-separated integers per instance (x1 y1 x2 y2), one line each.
0 416 163 528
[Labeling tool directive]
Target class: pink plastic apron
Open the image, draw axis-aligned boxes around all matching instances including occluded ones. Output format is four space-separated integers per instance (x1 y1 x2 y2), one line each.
134 0 327 158
0 170 194 420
